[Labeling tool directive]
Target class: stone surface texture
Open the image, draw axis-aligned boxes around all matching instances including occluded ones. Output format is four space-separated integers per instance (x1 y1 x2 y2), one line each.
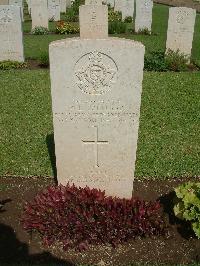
166 7 196 57
48 0 60 21
135 0 153 32
9 0 23 21
79 4 108 39
0 0 9 4
50 38 144 198
60 0 66 12
31 0 48 29
115 0 134 21
85 0 102 5
0 5 24 61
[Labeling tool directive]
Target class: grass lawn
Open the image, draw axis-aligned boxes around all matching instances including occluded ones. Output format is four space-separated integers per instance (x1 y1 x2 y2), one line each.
0 70 199 178
23 4 200 62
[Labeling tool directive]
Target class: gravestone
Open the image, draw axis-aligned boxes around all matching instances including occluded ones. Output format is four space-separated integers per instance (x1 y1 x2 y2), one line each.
0 0 9 4
0 5 24 61
135 0 153 32
60 0 66 12
166 7 196 57
31 0 48 29
79 2 108 39
85 0 102 5
114 0 134 21
49 2 145 198
48 0 60 21
66 0 71 8
9 0 23 21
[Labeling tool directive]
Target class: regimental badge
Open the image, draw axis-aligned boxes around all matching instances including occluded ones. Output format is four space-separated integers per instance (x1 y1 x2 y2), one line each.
0 8 13 23
75 51 118 95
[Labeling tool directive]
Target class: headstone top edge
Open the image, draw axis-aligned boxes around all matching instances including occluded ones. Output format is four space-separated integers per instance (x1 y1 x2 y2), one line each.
0 4 20 8
170 6 196 12
49 37 145 50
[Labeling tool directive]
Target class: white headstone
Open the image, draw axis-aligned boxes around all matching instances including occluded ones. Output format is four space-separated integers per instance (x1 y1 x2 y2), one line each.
66 0 71 8
48 0 60 21
49 2 145 199
166 7 196 57
79 4 108 39
60 0 66 12
85 0 102 5
135 0 153 32
31 0 48 29
0 5 24 61
114 0 134 21
0 0 9 4
9 0 23 21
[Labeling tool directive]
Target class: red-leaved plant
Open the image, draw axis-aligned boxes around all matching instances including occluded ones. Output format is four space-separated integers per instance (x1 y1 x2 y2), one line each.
21 184 166 251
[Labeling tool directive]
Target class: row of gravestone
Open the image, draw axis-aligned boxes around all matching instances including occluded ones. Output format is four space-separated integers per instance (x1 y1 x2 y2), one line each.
0 0 71 24
0 1 196 63
90 0 153 32
0 0 197 198
85 0 153 32
26 0 72 15
28 0 72 23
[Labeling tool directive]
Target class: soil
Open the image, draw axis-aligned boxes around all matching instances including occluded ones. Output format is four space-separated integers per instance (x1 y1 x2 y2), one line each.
0 176 200 265
26 60 49 70
154 0 200 12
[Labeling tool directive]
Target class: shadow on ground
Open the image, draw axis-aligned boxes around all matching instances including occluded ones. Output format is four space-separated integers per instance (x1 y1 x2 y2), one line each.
46 133 57 184
0 200 73 265
159 191 195 239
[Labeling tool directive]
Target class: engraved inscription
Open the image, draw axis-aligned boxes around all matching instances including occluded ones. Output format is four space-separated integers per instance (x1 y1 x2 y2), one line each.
91 10 97 22
74 51 118 95
54 100 137 124
177 10 189 24
82 126 109 168
0 8 13 23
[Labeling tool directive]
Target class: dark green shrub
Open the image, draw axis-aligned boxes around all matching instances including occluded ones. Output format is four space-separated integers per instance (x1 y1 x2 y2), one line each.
174 182 200 239
144 51 168 72
144 50 192 72
165 49 188 72
124 16 133 23
65 0 84 22
109 21 126 34
108 9 122 22
0 60 27 70
65 8 79 22
137 27 151 35
39 52 49 67
31 26 49 35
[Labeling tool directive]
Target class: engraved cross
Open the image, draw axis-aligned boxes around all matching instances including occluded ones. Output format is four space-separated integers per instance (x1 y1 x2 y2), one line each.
82 126 108 167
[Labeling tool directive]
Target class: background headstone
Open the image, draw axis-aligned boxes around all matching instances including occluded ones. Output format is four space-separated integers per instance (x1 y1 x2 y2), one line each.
115 0 134 21
66 0 71 8
79 3 108 39
0 0 9 4
85 0 102 5
31 0 48 29
9 0 23 21
0 5 24 61
135 0 153 32
60 0 66 12
48 0 60 21
166 7 196 57
49 2 145 198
